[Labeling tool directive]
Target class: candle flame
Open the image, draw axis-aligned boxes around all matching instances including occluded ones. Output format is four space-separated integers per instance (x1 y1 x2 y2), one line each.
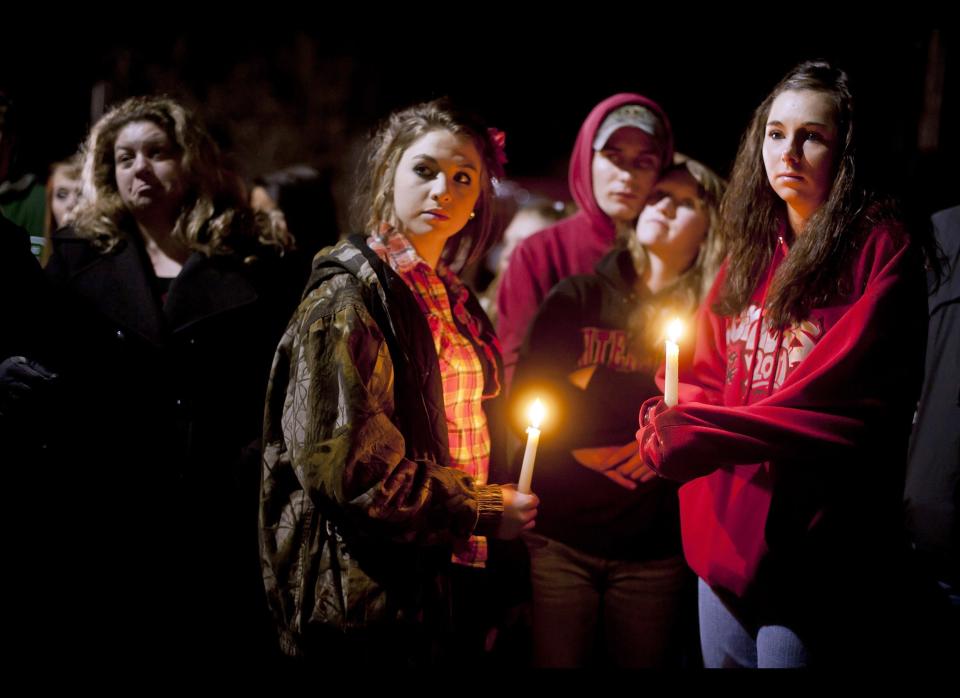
528 398 546 429
666 318 683 343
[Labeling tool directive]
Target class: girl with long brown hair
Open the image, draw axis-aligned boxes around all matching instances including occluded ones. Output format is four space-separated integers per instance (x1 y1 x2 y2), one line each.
635 61 935 667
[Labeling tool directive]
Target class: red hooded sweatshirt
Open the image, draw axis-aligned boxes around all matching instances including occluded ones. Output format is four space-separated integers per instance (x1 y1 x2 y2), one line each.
638 221 927 600
495 93 673 387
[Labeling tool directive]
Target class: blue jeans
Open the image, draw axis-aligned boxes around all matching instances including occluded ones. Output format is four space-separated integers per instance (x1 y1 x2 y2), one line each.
526 533 687 668
698 578 809 668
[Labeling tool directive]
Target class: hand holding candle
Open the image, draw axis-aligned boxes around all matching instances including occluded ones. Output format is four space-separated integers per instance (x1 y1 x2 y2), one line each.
664 318 682 408
518 398 545 494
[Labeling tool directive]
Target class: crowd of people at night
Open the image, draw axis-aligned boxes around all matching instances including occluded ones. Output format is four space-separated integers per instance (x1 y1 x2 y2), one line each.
1 59 957 672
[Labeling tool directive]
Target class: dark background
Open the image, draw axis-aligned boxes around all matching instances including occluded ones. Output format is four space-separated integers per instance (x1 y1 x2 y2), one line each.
3 26 955 231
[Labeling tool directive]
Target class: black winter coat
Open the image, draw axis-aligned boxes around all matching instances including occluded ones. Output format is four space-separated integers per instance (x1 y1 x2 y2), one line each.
44 225 302 666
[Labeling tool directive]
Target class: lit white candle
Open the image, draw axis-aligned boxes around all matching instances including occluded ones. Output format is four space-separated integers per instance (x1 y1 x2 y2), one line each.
518 399 545 494
664 319 682 408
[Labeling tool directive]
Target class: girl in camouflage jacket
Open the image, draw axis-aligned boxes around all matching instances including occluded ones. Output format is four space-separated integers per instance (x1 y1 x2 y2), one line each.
260 100 539 664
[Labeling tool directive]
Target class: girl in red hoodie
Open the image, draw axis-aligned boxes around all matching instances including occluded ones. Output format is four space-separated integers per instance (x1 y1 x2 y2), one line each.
633 61 933 666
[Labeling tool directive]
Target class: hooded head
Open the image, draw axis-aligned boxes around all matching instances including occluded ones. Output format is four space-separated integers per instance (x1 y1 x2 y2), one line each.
568 94 674 238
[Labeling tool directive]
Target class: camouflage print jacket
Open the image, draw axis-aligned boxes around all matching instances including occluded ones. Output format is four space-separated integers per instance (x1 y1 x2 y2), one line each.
260 236 505 657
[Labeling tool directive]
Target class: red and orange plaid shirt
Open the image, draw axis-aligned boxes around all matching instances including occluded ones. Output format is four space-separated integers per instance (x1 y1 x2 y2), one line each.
368 227 501 567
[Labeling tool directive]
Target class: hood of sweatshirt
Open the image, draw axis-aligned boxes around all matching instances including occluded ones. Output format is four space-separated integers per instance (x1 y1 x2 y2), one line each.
566 93 674 246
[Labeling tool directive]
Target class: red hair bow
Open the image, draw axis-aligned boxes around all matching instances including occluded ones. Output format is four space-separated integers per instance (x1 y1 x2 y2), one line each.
487 128 508 167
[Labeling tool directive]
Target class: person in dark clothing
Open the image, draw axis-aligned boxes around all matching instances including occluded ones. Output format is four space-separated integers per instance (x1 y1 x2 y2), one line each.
1 88 46 252
511 158 726 667
251 164 339 267
904 204 960 648
44 96 300 670
0 212 56 382
0 212 61 670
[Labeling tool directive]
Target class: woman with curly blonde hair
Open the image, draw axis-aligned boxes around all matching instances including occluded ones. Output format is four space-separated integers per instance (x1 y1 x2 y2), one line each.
72 95 291 259
45 95 300 667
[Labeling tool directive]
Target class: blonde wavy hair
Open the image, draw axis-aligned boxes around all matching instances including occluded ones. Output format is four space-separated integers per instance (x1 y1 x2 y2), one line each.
352 98 506 269
626 155 728 363
72 95 293 257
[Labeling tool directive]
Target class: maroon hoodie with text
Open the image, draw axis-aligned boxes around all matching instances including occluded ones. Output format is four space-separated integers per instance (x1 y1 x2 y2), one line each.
639 219 927 603
495 93 673 387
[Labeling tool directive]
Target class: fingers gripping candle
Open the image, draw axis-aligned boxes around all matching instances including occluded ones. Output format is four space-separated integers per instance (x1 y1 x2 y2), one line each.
518 399 545 494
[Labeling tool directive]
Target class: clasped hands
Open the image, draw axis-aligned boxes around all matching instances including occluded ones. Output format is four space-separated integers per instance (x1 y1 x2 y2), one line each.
571 397 669 490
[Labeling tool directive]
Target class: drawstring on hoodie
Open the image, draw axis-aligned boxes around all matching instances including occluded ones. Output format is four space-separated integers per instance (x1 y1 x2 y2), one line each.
743 235 790 402
767 236 791 397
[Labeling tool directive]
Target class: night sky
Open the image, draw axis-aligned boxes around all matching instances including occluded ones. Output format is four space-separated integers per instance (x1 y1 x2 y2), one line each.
4 25 955 223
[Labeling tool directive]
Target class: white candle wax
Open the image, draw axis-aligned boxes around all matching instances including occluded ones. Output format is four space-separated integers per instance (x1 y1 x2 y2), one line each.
664 339 679 407
517 426 540 494
664 319 683 407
